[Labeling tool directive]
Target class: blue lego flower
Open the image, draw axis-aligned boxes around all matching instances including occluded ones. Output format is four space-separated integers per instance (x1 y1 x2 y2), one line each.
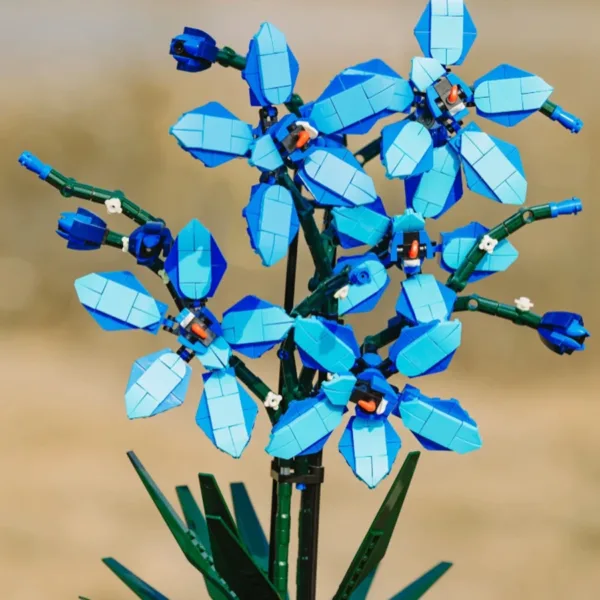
266 369 482 488
57 207 107 251
170 27 219 73
128 221 173 266
538 312 589 355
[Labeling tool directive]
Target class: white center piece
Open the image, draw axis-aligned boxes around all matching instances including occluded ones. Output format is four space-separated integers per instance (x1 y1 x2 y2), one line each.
514 296 534 311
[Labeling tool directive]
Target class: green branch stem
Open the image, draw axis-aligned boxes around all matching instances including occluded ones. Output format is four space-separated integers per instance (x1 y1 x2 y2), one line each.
453 294 542 329
278 172 333 279
229 356 278 424
361 319 407 354
354 135 382 166
44 168 160 225
447 202 571 292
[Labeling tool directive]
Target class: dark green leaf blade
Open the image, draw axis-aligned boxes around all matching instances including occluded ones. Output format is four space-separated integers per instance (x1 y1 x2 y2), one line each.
127 452 234 599
176 485 212 555
206 515 281 600
199 474 239 541
349 567 378 600
102 558 169 600
388 562 453 600
230 482 269 571
333 451 421 600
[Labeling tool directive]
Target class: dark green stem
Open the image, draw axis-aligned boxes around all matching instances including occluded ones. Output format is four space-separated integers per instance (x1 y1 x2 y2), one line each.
271 476 293 596
284 94 305 116
291 267 350 318
45 169 159 225
278 333 299 410
228 356 276 424
297 368 317 397
216 47 247 70
453 294 543 329
278 172 332 279
353 136 382 166
446 203 556 292
361 320 406 354
104 229 128 249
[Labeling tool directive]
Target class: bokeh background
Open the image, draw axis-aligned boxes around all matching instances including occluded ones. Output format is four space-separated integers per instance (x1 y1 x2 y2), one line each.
1 0 599 598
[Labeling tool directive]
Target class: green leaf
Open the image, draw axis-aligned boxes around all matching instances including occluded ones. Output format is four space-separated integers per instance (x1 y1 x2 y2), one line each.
127 452 235 599
102 558 169 600
333 452 421 600
199 474 240 541
176 485 212 555
349 567 378 600
206 515 281 600
230 482 269 571
388 562 453 600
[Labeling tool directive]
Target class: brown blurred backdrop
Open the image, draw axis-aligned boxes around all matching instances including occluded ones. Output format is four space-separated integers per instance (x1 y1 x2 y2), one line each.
1 0 599 598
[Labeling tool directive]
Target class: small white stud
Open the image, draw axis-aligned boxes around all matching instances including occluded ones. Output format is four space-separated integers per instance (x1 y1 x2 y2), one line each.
105 198 123 214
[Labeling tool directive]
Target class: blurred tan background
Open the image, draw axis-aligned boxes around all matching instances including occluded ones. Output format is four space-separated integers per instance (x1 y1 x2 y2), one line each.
1 0 599 598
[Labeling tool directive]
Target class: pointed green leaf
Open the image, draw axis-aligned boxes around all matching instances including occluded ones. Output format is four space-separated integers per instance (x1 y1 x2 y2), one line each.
199 474 240 542
388 562 452 600
102 558 169 600
176 485 212 555
175 487 231 600
333 452 421 600
127 452 235 598
349 568 378 600
206 515 282 600
230 482 269 571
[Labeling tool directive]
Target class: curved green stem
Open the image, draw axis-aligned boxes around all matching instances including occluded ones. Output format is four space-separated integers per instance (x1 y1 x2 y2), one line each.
446 201 579 292
44 169 160 226
453 294 542 329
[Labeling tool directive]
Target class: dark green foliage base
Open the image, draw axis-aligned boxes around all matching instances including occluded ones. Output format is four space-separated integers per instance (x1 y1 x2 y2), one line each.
80 451 451 600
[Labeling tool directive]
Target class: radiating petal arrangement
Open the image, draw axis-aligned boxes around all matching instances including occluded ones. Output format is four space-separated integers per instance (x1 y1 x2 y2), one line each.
18 3 589 597
18 0 589 491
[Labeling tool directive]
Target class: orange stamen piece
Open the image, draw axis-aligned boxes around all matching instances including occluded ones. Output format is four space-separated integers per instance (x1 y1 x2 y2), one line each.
296 130 311 148
448 85 459 103
357 399 377 413
191 322 208 340
408 239 420 259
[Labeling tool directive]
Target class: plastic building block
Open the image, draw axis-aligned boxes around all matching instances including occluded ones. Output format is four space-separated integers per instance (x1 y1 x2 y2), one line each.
293 317 360 374
196 368 258 458
164 218 227 301
298 147 377 208
381 120 434 180
170 102 254 167
126 349 192 419
243 183 299 267
57 208 107 250
74 271 168 333
473 64 554 127
221 295 294 358
301 59 414 136
449 122 527 205
242 22 299 107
